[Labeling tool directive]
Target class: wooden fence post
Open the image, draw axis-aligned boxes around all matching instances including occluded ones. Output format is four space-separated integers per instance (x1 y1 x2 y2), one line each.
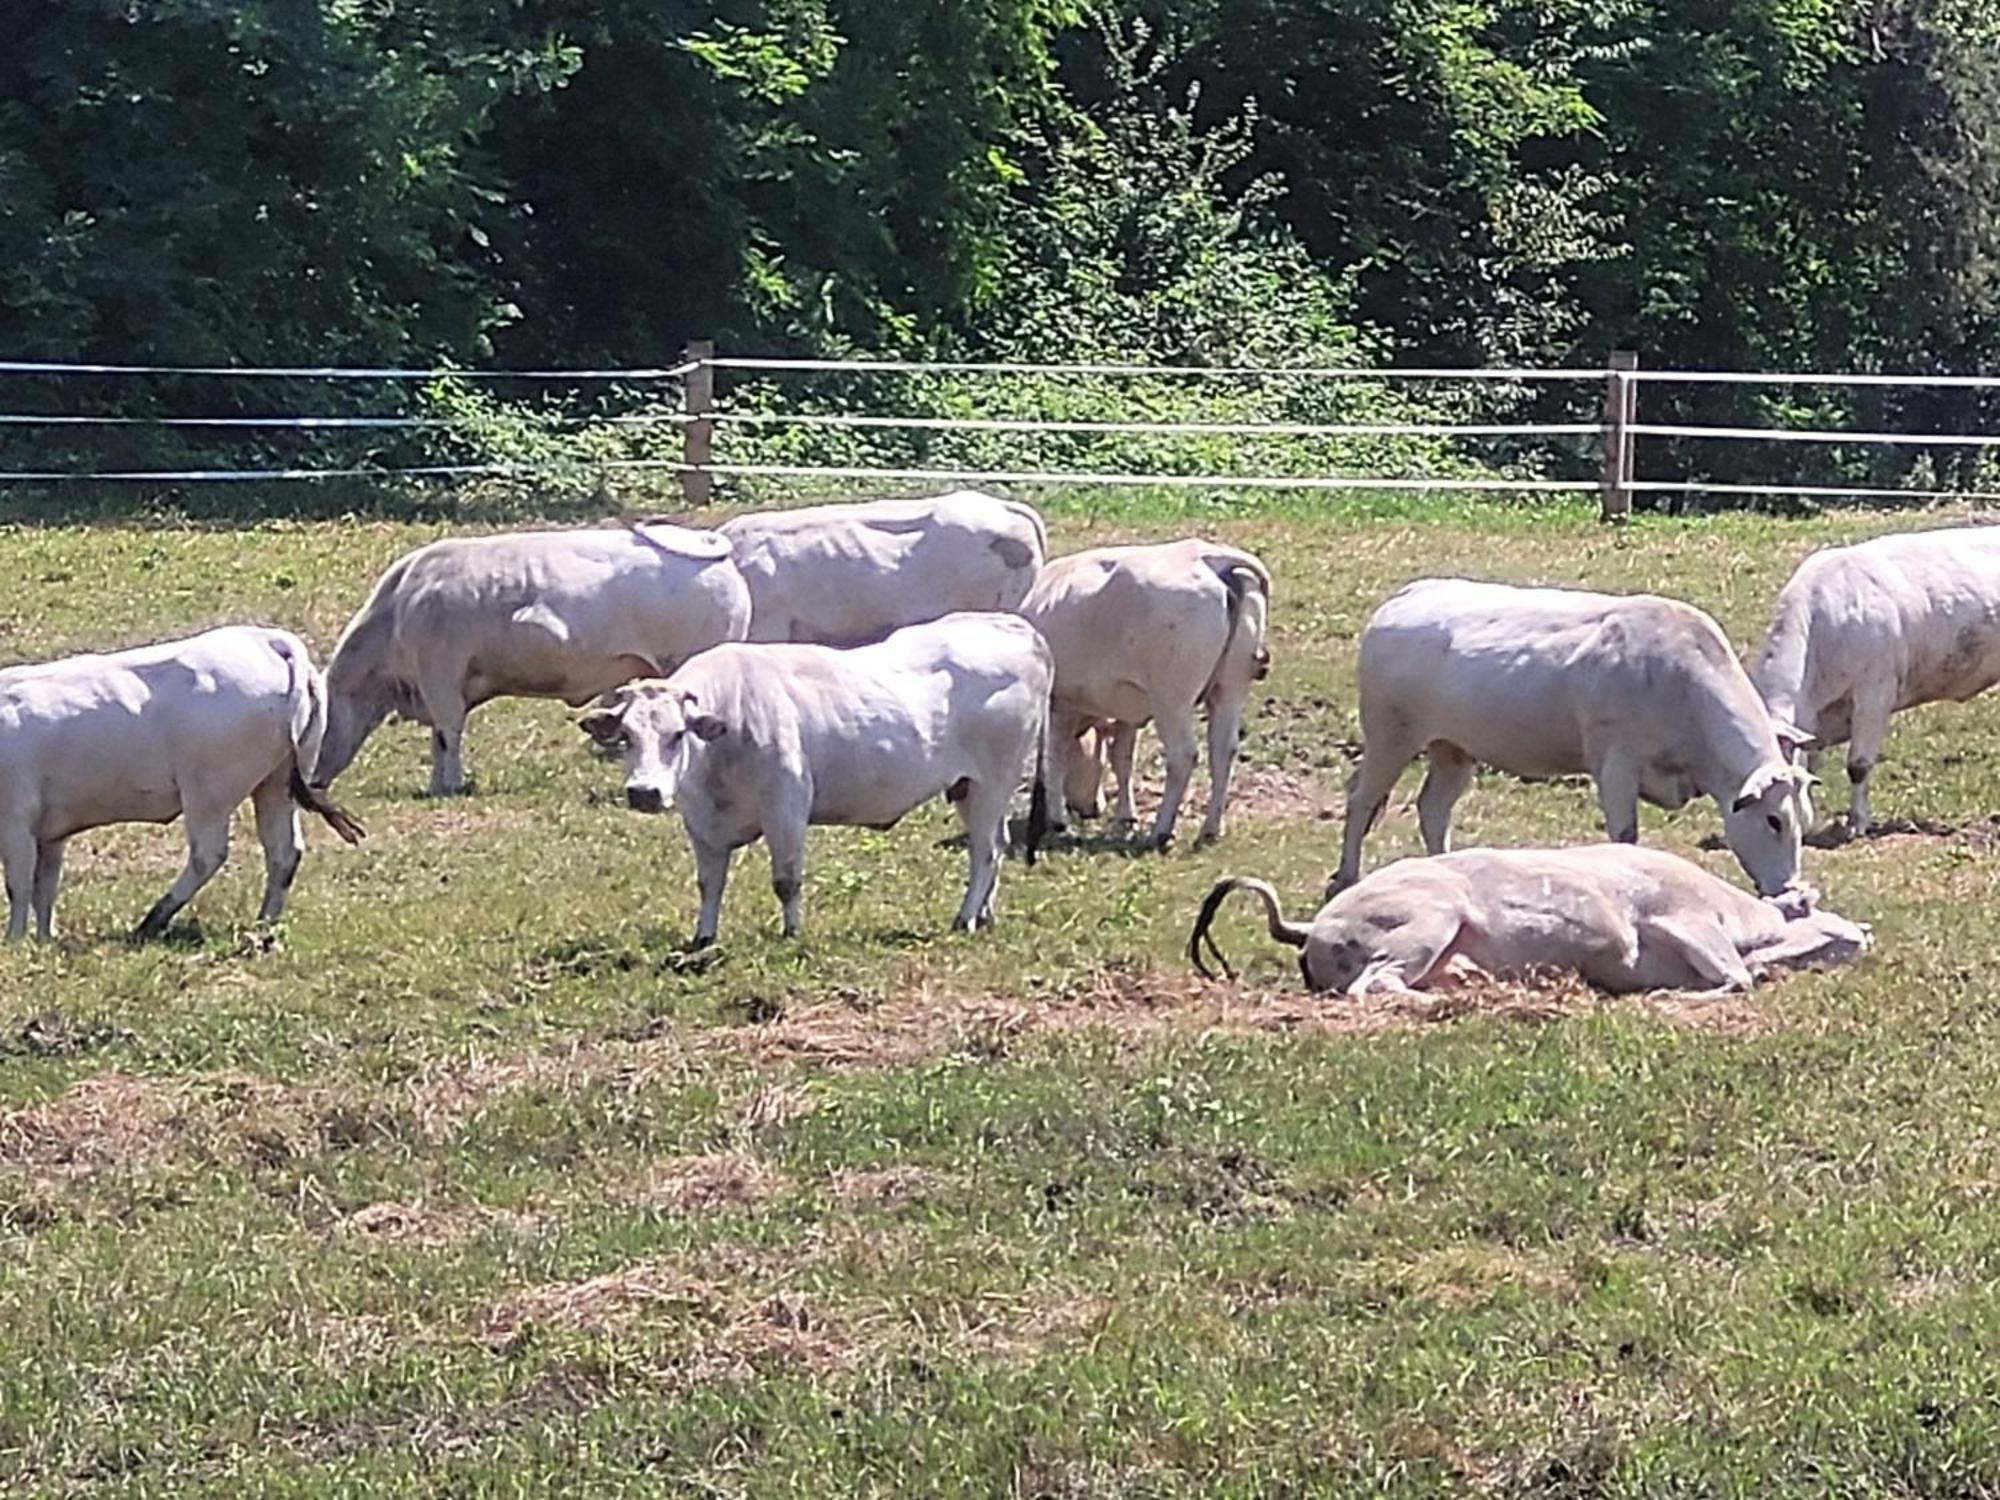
1599 349 1638 523
680 339 715 508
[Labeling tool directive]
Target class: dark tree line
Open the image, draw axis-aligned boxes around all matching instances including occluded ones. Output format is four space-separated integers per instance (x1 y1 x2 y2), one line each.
7 0 2000 490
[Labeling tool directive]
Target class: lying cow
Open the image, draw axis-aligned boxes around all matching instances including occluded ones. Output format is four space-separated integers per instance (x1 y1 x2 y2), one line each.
1335 579 1812 897
0 626 364 940
1191 845 1869 997
314 521 751 795
719 490 1046 645
1021 539 1272 847
1751 524 2000 834
580 611 1052 943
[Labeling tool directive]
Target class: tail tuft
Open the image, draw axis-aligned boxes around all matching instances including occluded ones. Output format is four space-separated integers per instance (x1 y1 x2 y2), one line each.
290 769 366 846
1025 775 1050 866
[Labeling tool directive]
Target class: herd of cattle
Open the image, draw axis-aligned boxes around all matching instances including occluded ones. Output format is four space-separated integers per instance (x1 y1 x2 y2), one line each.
3 488 1995 1001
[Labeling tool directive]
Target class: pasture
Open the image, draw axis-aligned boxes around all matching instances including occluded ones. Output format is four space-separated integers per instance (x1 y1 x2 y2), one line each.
5 496 2000 1496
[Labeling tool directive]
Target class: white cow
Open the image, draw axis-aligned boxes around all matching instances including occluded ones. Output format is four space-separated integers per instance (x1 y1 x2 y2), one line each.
315 522 751 795
1192 845 1869 997
1336 579 1812 897
0 626 365 940
718 490 1047 645
1751 524 2000 834
579 611 1053 943
1020 539 1272 848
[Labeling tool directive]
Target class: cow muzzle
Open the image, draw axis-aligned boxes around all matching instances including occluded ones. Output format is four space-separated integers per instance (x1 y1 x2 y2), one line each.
626 784 667 814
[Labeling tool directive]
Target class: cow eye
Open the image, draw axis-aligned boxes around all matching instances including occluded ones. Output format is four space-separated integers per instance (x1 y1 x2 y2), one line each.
1766 814 1783 834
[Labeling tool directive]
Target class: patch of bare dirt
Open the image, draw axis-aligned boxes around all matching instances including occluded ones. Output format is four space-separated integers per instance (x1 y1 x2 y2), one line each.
1082 762 1338 832
1805 813 2000 851
637 1151 790 1213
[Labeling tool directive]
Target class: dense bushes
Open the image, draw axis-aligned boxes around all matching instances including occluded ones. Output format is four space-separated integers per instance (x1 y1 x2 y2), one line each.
9 0 2000 507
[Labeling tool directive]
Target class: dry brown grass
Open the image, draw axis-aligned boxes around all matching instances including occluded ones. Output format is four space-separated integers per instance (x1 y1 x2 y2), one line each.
336 1199 540 1249
482 1247 876 1384
827 1164 946 1209
637 1150 791 1213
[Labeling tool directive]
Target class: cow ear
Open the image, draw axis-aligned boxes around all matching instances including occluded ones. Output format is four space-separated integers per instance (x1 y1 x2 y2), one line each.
1772 719 1816 757
579 705 628 745
687 712 727 742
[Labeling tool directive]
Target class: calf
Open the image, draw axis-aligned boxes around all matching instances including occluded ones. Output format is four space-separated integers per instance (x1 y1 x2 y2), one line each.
315 521 750 795
719 490 1047 644
0 627 364 940
1751 524 2000 834
580 612 1053 943
1020 539 1271 847
1192 845 1869 997
1336 579 1811 897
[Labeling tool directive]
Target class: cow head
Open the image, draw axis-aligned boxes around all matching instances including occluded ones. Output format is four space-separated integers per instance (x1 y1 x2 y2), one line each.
578 682 726 814
1723 761 1813 897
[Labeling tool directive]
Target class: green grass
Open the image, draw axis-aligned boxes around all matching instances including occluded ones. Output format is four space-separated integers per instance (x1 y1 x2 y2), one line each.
5 496 2000 1495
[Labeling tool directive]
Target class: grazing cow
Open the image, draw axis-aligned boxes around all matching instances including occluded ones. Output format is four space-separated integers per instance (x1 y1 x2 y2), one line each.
718 490 1047 645
1751 525 2000 834
315 522 751 795
579 612 1053 943
0 627 365 940
1191 845 1869 997
1335 579 1812 897
1020 539 1272 848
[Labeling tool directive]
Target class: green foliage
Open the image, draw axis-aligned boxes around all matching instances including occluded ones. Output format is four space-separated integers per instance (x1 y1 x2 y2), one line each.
0 0 577 364
16 0 2000 507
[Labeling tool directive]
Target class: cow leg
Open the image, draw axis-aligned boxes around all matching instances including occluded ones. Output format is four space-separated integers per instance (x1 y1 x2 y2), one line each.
1106 722 1139 827
2 828 38 941
1415 743 1476 855
1594 753 1642 843
1844 683 1895 835
1041 708 1084 836
1636 912 1755 996
30 838 66 940
766 820 809 939
1197 691 1248 845
251 772 304 923
135 809 231 939
1332 735 1416 894
416 669 471 796
1147 704 1201 849
953 780 1009 932
691 838 732 947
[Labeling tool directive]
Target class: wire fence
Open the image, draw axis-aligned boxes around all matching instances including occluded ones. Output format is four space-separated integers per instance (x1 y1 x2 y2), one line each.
5 352 2000 510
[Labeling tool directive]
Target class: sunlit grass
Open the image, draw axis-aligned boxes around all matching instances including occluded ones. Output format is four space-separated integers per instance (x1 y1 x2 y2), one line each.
3 498 1999 1494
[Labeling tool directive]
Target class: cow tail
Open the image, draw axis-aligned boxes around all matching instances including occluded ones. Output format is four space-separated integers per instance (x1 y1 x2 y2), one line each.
1208 562 1264 696
1188 875 1309 981
1024 660 1056 866
277 638 367 846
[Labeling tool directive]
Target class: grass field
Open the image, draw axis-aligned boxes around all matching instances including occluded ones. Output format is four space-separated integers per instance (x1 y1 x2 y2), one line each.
7 495 2000 1496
